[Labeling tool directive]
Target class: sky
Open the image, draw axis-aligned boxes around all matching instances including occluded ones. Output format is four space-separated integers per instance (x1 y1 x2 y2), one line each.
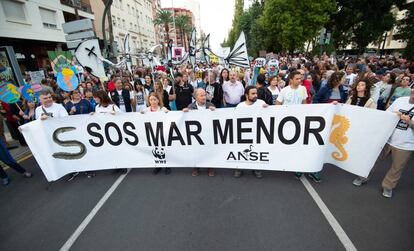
161 0 252 51
198 0 235 51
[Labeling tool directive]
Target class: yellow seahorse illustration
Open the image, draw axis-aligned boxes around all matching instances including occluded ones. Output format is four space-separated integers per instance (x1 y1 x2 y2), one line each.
7 84 20 102
329 115 350 161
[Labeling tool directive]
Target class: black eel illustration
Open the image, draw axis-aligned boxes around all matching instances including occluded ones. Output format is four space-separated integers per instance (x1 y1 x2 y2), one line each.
52 127 86 160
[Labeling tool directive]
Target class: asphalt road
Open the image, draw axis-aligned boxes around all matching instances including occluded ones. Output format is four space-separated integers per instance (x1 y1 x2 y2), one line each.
1 154 413 251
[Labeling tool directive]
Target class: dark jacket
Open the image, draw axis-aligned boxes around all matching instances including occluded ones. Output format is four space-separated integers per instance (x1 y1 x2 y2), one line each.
209 82 223 108
312 85 348 104
110 89 132 112
257 86 274 105
187 101 215 110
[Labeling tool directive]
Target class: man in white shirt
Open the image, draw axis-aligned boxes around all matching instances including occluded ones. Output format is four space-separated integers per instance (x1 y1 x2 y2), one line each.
183 88 216 177
35 90 68 120
276 70 308 105
353 89 414 198
223 71 244 107
276 70 321 183
234 86 268 179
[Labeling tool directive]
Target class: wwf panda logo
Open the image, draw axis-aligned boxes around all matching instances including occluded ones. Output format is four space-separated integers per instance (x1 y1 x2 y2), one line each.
152 147 165 159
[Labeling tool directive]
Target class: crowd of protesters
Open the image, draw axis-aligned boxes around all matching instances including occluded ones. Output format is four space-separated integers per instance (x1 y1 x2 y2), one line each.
1 53 413 198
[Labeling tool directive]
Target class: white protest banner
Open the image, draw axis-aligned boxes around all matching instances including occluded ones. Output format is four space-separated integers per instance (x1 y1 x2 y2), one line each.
20 104 398 181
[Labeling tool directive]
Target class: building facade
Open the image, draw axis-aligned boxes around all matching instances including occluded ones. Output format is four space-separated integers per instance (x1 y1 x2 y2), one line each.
0 0 95 71
110 0 157 54
160 0 201 33
161 7 194 49
152 0 163 47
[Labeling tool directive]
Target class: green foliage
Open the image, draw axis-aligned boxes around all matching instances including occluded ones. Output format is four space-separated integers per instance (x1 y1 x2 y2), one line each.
175 15 192 50
223 0 411 56
154 10 173 42
395 1 414 58
223 0 335 54
329 0 400 54
260 0 335 53
223 0 244 48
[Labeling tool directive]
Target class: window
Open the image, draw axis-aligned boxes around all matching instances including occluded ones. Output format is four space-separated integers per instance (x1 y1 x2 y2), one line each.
119 0 123 10
39 7 57 29
112 15 116 26
127 4 130 14
117 17 121 28
2 0 26 22
122 19 126 29
132 7 135 16
130 22 132 30
134 24 137 31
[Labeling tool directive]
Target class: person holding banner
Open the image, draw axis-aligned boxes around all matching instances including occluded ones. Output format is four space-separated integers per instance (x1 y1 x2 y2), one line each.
276 71 321 182
183 88 216 177
223 71 244 108
141 92 170 175
353 88 414 198
234 86 268 179
276 70 308 105
93 90 121 114
35 90 68 120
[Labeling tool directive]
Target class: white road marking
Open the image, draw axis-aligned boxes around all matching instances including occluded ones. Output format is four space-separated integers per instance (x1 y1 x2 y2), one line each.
60 170 130 251
301 176 357 251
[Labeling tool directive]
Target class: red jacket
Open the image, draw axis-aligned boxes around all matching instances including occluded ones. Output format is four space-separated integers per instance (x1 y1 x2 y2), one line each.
107 80 116 92
302 79 312 104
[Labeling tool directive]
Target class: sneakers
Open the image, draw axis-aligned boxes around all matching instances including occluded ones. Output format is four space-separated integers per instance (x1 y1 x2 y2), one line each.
352 177 368 187
2 177 10 186
294 172 302 179
207 168 215 177
67 172 79 181
192 168 199 177
382 188 393 198
152 168 161 175
307 172 321 183
86 172 95 178
233 170 242 178
253 170 263 179
165 168 171 175
22 172 33 178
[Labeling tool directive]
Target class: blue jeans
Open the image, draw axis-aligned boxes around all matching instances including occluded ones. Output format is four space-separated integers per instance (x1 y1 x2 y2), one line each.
0 140 26 179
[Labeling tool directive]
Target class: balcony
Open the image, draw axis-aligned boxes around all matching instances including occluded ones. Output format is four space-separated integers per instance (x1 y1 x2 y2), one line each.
60 0 93 14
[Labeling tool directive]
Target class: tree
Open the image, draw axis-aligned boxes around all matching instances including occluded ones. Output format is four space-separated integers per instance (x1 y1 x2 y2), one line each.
238 0 265 56
329 0 402 55
260 0 336 53
224 0 244 48
154 10 173 44
175 15 192 52
395 1 414 59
